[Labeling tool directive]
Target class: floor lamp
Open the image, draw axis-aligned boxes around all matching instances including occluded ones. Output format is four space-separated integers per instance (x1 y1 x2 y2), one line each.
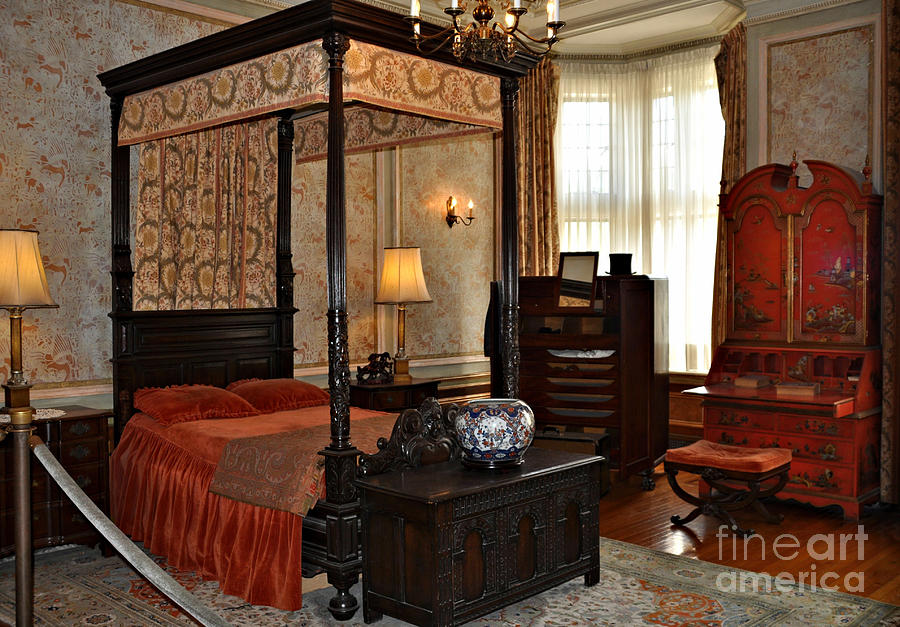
0 229 58 626
375 247 432 382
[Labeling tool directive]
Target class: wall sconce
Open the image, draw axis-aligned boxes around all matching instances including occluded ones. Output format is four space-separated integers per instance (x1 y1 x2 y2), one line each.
445 196 475 228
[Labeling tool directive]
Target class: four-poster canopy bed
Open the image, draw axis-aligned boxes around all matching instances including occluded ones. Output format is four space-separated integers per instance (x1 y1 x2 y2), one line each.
97 0 538 618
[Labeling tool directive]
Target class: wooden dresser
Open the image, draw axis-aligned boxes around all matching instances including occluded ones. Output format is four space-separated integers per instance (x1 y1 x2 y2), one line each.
0 406 111 556
687 160 882 519
357 448 602 626
513 274 668 485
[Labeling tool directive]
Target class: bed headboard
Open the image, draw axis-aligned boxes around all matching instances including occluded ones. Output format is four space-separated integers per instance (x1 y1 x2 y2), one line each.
111 308 294 441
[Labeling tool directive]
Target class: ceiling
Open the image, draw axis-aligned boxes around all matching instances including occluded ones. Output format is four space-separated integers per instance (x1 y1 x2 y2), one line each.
168 0 747 56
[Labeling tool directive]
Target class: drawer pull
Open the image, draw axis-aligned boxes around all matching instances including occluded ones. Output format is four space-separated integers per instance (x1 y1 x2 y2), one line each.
69 422 91 436
717 432 748 446
790 469 839 489
796 420 839 436
69 445 91 460
717 412 749 426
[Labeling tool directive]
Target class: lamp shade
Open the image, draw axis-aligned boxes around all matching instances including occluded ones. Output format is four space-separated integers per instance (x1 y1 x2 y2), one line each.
0 229 57 308
375 247 432 304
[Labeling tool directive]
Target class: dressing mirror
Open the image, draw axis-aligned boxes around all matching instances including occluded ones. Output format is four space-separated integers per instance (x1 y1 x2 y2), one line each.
558 251 599 308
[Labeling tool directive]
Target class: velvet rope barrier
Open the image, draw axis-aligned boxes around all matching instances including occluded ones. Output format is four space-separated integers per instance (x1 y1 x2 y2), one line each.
28 435 229 627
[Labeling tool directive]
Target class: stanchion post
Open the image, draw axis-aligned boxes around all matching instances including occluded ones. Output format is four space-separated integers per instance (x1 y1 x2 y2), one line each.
7 406 34 626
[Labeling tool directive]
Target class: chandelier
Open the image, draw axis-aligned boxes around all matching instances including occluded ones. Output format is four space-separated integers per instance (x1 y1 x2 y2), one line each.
406 0 564 63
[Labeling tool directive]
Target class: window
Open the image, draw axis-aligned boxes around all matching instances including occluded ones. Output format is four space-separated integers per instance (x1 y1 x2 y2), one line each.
556 49 724 373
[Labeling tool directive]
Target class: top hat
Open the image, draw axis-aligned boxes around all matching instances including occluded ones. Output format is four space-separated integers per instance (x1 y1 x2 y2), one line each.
609 253 633 276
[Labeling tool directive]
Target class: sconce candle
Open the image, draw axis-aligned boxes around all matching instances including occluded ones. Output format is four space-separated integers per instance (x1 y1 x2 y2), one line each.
445 196 475 228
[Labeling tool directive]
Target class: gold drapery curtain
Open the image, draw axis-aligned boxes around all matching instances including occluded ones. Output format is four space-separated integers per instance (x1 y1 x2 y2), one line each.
882 0 899 504
134 118 278 310
517 58 560 276
711 23 747 348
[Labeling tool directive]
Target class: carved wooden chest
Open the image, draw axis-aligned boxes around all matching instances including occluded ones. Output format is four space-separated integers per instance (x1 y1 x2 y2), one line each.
356 448 602 626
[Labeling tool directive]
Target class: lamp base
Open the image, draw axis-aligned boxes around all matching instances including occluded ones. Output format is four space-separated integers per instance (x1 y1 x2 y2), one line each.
394 357 411 382
3 382 32 415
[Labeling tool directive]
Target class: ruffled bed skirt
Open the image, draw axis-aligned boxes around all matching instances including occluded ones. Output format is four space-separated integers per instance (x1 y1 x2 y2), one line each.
110 420 304 610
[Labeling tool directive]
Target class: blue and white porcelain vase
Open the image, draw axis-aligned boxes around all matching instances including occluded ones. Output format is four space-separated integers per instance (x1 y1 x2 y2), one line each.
454 399 535 468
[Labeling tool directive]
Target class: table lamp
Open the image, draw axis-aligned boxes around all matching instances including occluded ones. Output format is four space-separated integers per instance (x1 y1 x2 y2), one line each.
0 229 58 414
375 247 432 381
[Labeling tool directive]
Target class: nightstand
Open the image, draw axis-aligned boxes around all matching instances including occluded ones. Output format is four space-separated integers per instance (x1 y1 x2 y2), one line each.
0 405 111 556
350 378 439 412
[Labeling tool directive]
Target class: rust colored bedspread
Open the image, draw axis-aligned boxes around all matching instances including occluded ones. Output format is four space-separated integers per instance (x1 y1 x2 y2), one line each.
110 406 393 611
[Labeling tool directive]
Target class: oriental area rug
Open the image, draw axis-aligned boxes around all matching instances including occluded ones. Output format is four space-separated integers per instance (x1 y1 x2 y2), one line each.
1 538 898 626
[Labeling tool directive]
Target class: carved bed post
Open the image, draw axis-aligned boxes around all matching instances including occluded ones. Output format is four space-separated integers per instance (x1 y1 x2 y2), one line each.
276 114 297 376
321 31 361 621
110 95 134 441
500 77 521 398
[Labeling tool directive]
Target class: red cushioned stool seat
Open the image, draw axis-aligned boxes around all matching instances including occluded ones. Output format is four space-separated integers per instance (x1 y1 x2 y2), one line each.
664 439 791 536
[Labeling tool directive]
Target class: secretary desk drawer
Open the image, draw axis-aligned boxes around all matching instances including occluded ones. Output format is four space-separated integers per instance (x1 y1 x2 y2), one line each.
778 415 854 439
703 407 775 431
786 460 855 496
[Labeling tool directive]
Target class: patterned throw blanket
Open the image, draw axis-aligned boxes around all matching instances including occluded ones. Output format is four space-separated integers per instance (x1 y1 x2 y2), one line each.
209 413 398 516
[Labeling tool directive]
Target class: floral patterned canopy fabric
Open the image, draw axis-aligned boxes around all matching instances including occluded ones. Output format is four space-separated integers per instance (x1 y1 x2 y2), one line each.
123 39 501 311
118 39 501 146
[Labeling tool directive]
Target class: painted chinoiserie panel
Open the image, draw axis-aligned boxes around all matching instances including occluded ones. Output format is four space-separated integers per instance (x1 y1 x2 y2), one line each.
688 159 883 520
793 161 881 346
727 197 789 342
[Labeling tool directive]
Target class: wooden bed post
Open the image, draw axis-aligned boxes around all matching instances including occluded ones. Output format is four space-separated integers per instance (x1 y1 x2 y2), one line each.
499 77 521 398
109 95 135 441
276 114 297 376
320 31 361 621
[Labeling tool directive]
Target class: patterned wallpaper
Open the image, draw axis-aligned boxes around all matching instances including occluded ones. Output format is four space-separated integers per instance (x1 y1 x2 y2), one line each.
766 24 875 185
399 133 495 359
292 152 378 366
0 0 222 386
291 131 496 367
1 1 496 383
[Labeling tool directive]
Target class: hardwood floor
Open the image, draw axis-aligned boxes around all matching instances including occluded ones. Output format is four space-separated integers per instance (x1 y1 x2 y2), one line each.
598 467 900 604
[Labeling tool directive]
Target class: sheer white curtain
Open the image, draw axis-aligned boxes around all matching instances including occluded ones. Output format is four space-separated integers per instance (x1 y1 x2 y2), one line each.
556 47 724 373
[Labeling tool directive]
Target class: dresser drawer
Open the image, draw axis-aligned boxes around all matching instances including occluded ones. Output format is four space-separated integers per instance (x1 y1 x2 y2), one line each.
778 415 854 440
67 462 106 498
704 407 775 431
58 438 106 466
369 390 407 411
57 417 105 441
1 470 54 507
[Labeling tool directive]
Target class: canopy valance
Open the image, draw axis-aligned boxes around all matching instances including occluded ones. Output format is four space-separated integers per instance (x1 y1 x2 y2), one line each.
118 39 501 146
294 107 492 163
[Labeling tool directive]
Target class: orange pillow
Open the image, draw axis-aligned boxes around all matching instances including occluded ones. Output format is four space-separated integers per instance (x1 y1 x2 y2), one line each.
226 378 330 413
134 384 259 426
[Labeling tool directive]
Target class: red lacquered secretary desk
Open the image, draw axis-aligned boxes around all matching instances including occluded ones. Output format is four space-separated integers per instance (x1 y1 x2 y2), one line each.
686 158 882 519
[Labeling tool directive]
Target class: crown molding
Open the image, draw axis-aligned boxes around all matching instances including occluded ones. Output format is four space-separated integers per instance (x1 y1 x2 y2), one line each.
744 0 865 25
552 34 721 62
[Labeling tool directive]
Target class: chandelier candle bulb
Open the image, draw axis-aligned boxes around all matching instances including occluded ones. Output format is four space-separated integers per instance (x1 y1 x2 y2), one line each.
513 0 521 7
450 0 458 8
467 200 474 218
547 0 559 23
410 0 419 17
